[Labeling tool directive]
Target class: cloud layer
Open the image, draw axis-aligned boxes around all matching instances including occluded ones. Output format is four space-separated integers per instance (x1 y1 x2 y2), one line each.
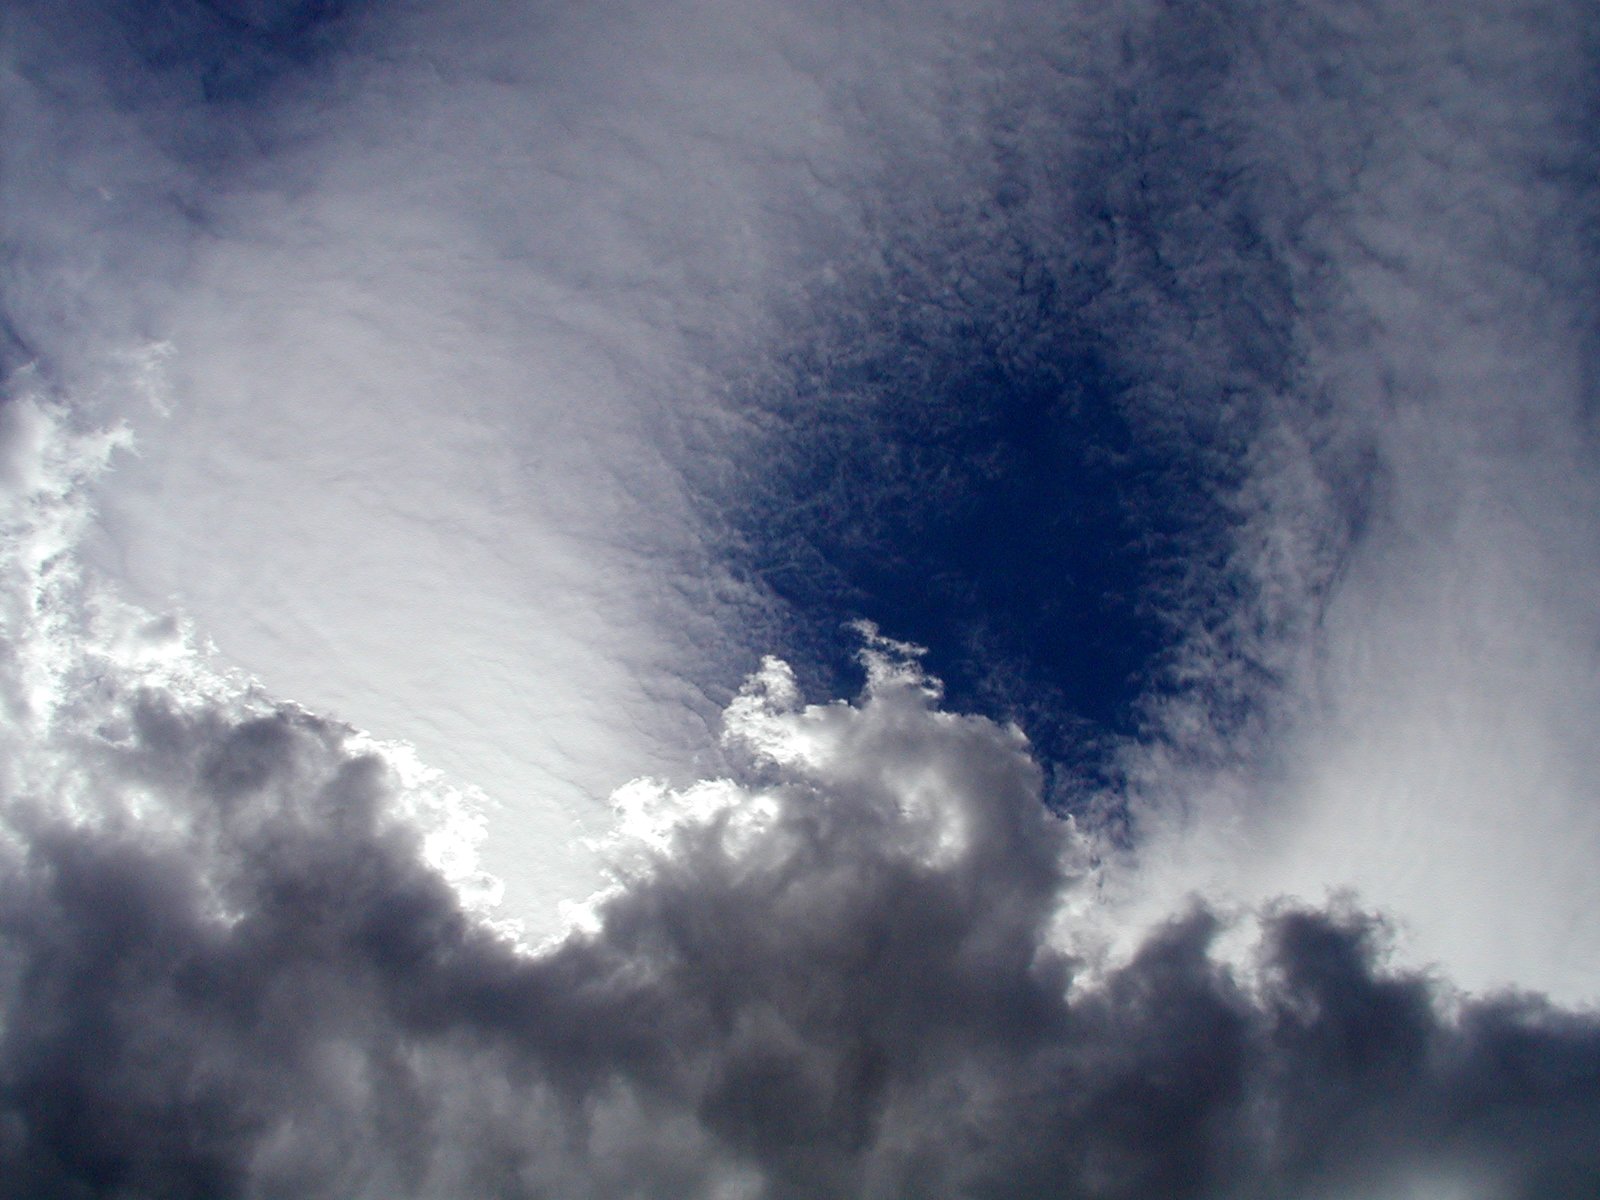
1095 0 1600 1003
4 0 1600 1194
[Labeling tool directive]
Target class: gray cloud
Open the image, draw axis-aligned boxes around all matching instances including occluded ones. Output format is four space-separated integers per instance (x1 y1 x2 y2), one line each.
0 507 1595 1199
4 703 1599 1198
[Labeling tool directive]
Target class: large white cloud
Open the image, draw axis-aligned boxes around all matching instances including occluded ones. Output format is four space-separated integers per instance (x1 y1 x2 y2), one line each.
3 0 868 926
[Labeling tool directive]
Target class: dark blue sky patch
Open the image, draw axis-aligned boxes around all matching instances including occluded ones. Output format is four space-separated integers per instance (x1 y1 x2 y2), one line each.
705 287 1225 797
111 0 372 105
689 17 1321 801
7 0 376 177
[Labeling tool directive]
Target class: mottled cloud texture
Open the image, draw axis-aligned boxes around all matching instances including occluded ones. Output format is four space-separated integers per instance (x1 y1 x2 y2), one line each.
4 0 1600 1195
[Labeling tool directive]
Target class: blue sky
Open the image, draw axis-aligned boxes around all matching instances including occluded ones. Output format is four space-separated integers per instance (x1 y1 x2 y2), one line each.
2 0 1599 1195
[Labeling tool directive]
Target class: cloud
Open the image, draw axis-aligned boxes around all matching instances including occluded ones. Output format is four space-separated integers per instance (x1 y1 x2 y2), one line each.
4 0 1600 1194
1095 0 1600 1004
0 413 1596 1198
1 0 866 927
11 0 1247 925
1 0 1370 896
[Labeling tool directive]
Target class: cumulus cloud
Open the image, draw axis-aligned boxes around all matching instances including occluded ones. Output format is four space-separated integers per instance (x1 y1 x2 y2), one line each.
0 412 1594 1198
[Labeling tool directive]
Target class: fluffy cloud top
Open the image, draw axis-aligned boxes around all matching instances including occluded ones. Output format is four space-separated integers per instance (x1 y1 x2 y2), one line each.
0 412 1596 1199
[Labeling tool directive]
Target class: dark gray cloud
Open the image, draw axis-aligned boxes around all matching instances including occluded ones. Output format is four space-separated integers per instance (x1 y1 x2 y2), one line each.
1 637 1596 1199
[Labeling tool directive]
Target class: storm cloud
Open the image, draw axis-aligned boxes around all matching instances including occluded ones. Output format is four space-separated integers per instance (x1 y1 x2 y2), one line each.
0 415 1595 1197
0 556 1597 1197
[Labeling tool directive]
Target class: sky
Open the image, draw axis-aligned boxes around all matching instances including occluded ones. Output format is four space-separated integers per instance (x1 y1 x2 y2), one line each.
1 0 1598 1196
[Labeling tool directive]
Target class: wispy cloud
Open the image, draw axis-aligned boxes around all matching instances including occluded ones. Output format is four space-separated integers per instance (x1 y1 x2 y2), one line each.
1103 0 1600 1004
3 0 871 924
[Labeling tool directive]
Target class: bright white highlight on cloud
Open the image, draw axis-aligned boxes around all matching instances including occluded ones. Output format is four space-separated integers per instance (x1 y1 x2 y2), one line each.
0 391 504 921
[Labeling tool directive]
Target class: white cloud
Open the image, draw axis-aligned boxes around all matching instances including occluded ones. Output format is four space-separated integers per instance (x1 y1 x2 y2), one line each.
1103 0 1600 1004
3 0 867 929
0 469 1593 1196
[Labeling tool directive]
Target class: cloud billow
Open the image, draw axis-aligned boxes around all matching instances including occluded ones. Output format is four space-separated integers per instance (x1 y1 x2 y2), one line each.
0 579 1595 1197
